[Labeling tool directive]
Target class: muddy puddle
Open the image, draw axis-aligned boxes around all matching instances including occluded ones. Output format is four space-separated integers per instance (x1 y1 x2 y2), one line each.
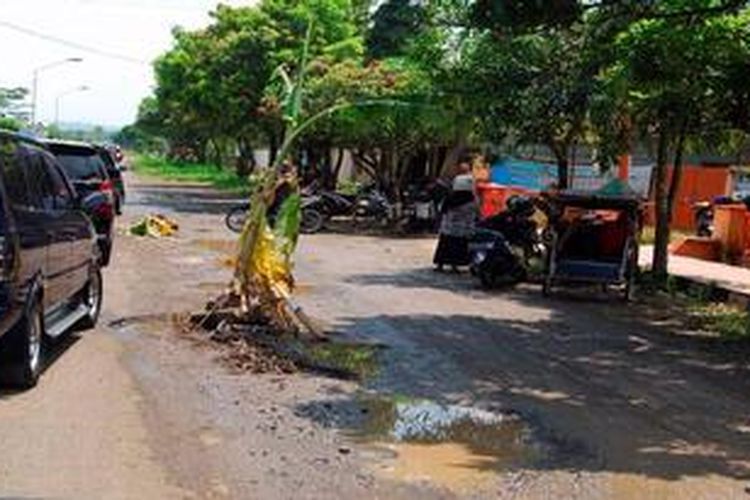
330 396 544 493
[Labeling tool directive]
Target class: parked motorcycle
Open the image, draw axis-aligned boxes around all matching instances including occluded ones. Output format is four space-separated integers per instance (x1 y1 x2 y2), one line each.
692 195 750 237
469 195 545 289
397 183 441 233
224 196 325 234
225 203 251 233
304 186 391 227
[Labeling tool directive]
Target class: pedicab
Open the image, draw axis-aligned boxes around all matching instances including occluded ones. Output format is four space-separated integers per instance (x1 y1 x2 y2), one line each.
541 184 643 301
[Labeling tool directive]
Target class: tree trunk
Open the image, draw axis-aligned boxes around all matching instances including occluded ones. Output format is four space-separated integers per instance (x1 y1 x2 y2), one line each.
331 148 345 190
556 155 570 190
440 140 468 177
235 137 255 177
667 118 688 223
652 128 672 281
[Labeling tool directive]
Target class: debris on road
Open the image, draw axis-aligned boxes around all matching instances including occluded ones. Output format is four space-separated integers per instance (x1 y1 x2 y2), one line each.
183 309 380 379
129 214 180 237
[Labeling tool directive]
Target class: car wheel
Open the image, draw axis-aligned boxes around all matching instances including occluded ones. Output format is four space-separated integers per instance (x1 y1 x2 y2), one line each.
77 265 103 330
0 296 44 389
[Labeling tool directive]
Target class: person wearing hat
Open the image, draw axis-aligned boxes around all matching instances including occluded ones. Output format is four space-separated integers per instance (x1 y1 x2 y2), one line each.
433 157 478 271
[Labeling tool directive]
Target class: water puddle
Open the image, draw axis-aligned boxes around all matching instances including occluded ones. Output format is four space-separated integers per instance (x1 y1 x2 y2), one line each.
349 397 542 493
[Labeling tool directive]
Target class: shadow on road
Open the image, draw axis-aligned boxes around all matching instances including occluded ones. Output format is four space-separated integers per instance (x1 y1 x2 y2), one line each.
301 267 750 484
0 333 81 399
129 181 242 215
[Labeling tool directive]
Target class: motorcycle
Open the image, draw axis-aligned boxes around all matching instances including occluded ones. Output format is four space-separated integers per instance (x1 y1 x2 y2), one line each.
468 195 545 289
692 195 750 237
304 186 391 227
224 195 325 234
397 183 440 233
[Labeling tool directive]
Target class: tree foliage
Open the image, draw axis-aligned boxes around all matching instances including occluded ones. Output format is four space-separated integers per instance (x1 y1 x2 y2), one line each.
130 0 750 280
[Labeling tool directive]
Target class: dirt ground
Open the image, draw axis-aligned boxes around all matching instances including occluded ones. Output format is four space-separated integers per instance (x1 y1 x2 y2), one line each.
1 173 750 499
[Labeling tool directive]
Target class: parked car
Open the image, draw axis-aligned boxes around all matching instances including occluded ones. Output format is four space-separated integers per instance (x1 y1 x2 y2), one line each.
43 140 116 265
0 131 103 388
95 145 126 214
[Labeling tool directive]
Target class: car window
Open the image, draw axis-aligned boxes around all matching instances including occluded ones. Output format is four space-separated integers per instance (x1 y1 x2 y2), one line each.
55 151 106 181
0 140 30 208
25 152 58 211
44 155 75 210
98 152 119 177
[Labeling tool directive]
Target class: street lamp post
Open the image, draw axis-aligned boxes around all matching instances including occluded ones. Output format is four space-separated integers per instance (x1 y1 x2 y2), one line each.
55 86 90 127
31 57 83 125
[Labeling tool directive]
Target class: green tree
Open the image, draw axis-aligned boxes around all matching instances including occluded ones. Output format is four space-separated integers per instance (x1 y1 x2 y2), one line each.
0 116 22 132
459 24 602 188
365 0 427 59
0 87 29 123
609 6 750 278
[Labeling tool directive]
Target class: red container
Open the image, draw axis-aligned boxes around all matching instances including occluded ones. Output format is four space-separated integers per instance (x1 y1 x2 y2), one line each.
476 183 535 219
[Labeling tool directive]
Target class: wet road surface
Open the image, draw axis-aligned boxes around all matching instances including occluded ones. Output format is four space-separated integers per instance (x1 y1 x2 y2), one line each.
1 173 749 498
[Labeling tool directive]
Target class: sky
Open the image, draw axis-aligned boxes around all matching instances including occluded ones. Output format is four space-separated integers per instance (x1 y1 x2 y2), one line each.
0 0 256 128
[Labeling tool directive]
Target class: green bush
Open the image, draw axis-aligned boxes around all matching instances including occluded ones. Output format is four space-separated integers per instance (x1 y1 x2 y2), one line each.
131 154 252 194
0 117 22 132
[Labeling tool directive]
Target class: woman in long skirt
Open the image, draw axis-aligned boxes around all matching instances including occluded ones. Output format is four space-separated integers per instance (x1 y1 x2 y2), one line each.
433 162 477 271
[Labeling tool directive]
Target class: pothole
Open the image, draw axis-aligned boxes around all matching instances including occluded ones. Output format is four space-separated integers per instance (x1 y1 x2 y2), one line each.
352 397 543 491
298 395 546 493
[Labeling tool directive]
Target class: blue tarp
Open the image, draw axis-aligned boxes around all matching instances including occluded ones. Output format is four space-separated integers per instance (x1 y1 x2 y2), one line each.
490 158 558 190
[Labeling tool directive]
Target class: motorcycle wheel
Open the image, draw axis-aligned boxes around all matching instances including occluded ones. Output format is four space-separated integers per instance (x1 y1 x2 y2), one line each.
226 205 249 233
478 267 498 289
300 208 325 234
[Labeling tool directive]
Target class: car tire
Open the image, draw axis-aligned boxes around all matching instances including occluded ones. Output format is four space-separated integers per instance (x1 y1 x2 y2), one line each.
0 296 44 389
77 265 103 330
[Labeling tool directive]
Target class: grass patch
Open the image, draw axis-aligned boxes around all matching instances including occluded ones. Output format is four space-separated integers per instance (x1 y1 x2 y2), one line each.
639 271 750 339
304 342 381 379
687 302 750 339
131 153 254 194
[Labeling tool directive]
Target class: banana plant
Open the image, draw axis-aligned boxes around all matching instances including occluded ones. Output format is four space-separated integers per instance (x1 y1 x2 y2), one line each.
233 21 313 331
232 21 423 334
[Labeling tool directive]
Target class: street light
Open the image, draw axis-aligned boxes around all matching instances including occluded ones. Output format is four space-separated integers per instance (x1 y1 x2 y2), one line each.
55 85 90 127
31 57 83 125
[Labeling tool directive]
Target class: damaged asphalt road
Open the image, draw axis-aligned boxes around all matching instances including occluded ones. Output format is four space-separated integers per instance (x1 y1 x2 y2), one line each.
1 173 749 499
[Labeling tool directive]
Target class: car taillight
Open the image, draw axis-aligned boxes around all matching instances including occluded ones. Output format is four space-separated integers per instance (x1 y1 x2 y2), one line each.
100 179 114 193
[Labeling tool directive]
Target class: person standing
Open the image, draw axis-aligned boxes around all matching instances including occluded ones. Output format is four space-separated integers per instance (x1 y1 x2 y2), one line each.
433 157 478 272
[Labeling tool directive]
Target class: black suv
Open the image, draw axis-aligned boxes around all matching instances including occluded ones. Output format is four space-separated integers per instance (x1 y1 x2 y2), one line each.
44 140 116 265
95 145 126 215
0 131 102 388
